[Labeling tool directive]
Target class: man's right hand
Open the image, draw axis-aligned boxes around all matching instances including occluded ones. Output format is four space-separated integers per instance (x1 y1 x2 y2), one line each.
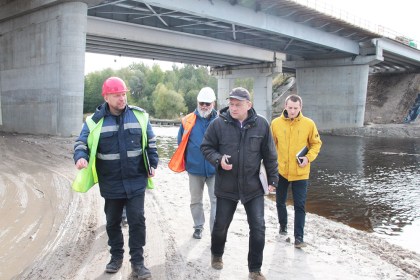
75 158 88 170
220 154 232 170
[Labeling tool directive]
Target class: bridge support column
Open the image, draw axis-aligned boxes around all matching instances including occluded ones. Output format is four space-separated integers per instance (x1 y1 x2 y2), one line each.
0 2 87 136
216 78 235 109
295 64 370 130
253 76 272 121
212 60 282 121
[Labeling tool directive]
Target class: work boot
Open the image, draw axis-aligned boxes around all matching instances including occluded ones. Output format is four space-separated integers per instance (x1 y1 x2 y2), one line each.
131 263 152 279
211 255 223 270
294 239 307 248
193 228 202 239
249 271 266 280
105 258 123 273
279 225 287 235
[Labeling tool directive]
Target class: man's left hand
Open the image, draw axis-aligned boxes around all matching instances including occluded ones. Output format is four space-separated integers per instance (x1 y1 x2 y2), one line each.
298 156 309 167
149 167 155 177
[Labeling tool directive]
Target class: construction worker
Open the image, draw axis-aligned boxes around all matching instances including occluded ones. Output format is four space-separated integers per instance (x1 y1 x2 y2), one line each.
73 76 158 279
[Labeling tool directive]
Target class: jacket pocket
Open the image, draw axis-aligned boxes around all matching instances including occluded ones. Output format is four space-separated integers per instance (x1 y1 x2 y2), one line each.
296 163 310 176
249 136 263 152
127 128 142 150
99 131 117 154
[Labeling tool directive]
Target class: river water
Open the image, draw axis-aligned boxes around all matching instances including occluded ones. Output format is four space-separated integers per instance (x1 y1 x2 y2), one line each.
153 126 420 254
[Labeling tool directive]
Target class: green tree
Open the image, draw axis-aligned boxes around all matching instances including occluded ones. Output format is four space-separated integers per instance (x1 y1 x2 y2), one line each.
185 89 199 112
175 65 216 94
169 65 217 112
83 62 219 118
84 68 116 113
153 83 187 119
140 64 165 114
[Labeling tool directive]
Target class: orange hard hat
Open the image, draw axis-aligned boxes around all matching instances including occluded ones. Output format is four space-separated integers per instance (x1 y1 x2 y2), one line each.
102 77 128 96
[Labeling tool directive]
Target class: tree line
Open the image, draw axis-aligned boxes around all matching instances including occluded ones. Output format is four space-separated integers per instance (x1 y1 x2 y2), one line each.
84 63 249 119
84 62 289 119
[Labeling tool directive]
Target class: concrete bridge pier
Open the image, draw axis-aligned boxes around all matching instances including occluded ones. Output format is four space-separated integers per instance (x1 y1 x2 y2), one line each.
216 78 235 108
0 2 87 136
296 64 369 130
287 56 380 130
212 61 282 121
253 75 273 121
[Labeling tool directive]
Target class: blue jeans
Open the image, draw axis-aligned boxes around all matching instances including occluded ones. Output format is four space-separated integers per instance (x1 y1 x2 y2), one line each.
276 175 308 241
104 193 146 265
211 196 265 272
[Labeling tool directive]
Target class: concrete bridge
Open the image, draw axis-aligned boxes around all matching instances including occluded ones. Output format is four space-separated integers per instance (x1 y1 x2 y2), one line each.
1 0 419 136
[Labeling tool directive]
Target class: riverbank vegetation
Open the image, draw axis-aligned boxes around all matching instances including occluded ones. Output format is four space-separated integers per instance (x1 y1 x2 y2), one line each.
85 63 246 118
84 62 279 118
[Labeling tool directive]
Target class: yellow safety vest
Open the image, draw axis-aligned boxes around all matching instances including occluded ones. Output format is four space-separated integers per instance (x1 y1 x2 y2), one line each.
72 110 154 192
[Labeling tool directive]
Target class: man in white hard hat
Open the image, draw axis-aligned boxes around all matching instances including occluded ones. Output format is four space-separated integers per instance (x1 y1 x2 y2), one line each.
173 87 218 239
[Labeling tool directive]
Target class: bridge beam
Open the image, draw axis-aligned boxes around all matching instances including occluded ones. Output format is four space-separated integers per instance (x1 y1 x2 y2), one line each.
86 17 276 67
145 0 360 55
0 2 87 136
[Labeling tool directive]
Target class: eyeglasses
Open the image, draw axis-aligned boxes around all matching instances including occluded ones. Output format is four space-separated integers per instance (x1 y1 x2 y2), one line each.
199 102 212 106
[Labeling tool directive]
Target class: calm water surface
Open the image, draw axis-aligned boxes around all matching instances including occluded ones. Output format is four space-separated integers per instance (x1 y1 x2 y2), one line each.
153 126 420 253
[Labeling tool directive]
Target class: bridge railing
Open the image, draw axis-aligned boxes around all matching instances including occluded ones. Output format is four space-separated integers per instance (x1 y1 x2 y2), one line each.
291 0 419 49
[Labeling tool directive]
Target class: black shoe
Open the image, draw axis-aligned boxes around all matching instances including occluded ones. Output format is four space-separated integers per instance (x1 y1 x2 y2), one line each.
294 239 307 248
279 225 287 235
131 263 152 279
249 271 266 280
105 258 123 273
211 255 223 270
193 228 202 239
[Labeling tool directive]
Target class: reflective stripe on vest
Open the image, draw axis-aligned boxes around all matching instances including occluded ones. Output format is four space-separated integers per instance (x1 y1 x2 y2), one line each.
72 110 152 192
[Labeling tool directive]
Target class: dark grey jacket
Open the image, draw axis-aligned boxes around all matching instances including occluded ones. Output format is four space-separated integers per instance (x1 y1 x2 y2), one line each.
201 106 278 204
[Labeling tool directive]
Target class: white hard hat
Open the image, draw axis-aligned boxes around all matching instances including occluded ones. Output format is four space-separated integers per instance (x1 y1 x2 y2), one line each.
197 87 216 103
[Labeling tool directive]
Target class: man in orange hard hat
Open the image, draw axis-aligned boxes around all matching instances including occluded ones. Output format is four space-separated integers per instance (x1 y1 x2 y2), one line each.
73 77 158 279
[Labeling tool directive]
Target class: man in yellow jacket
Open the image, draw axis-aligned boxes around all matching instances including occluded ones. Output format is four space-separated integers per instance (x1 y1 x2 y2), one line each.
270 94 322 248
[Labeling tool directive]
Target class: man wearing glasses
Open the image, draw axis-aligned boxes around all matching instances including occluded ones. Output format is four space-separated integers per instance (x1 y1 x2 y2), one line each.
175 87 218 239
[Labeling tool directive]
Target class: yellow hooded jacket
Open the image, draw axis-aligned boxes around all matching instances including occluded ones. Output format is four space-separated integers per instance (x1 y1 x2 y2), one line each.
271 110 322 181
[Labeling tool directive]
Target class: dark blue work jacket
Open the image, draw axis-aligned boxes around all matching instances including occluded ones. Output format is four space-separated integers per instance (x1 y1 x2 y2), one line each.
74 103 159 199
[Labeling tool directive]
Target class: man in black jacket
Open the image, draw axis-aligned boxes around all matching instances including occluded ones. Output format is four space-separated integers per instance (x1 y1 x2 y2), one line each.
201 87 278 280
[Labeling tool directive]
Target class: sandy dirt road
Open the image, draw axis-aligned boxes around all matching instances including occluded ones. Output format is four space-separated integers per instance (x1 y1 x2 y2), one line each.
0 132 419 280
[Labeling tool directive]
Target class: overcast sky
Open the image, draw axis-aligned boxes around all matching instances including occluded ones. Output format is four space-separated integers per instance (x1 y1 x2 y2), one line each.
85 0 420 74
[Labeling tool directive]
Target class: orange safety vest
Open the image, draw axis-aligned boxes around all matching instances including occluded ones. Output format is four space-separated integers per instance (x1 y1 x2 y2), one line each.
168 112 197 172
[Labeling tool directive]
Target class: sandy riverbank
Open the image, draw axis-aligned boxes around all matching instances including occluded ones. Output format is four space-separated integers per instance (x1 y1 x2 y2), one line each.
0 131 419 279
